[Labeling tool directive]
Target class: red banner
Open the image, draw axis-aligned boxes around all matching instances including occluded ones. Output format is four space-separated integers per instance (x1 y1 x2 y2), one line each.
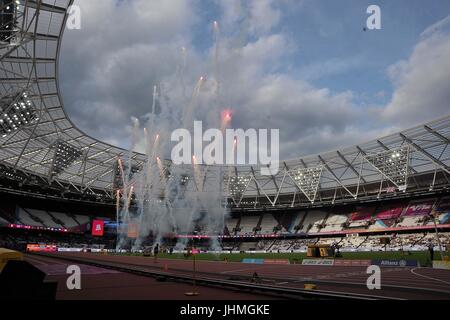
26 244 57 252
403 200 435 216
92 220 104 236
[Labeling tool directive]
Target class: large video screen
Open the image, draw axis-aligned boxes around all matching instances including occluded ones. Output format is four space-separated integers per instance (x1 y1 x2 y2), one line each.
92 220 105 236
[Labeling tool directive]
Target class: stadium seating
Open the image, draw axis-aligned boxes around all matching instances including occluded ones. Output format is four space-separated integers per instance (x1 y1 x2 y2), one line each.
301 210 327 233
288 212 304 233
316 237 341 245
348 220 370 228
368 219 396 230
239 241 258 251
26 209 63 229
17 208 45 227
320 213 348 232
425 213 450 226
259 214 281 234
0 216 9 226
238 216 260 235
402 199 435 217
397 216 425 228
1 195 449 255
340 236 368 251
290 238 318 252
269 239 294 252
225 218 238 234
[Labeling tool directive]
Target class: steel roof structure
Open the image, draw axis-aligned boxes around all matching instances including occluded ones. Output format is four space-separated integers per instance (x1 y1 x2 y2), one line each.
1 1 449 208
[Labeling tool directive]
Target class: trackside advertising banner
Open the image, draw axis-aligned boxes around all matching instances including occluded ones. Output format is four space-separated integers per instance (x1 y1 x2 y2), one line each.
302 259 335 266
301 259 418 267
433 261 450 270
333 260 372 267
242 258 265 264
371 259 420 267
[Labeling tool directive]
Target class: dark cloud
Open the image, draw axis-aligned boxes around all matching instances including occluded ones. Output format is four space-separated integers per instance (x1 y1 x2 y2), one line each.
59 1 450 160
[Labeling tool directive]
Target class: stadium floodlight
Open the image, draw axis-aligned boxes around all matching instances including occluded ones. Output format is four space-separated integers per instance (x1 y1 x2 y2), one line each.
49 140 82 178
289 166 323 203
365 145 410 191
180 174 189 186
229 175 252 201
0 90 38 138
0 0 20 44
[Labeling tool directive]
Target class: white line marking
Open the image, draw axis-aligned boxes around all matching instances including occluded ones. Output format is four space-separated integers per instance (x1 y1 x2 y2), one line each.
220 267 264 274
411 268 450 285
25 256 49 266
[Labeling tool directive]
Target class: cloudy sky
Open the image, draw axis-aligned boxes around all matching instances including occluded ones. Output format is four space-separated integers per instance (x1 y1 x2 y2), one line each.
60 0 450 160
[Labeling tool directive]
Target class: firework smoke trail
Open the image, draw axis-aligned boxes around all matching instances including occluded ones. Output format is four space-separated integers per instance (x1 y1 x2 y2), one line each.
213 21 221 100
117 158 126 189
117 118 140 251
133 84 165 251
132 164 147 252
178 47 188 99
116 158 126 250
115 189 120 237
124 19 235 253
182 77 205 126
180 156 204 237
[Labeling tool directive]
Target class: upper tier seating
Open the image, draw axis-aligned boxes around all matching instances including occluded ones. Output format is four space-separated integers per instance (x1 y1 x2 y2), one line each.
320 213 348 232
225 218 238 234
17 208 45 227
259 214 279 234
288 213 304 233
26 209 63 229
238 216 260 235
397 215 425 228
0 216 9 226
301 210 327 233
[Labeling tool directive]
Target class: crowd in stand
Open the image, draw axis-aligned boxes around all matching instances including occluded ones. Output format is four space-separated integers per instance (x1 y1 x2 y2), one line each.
0 228 116 251
245 232 450 253
1 197 449 254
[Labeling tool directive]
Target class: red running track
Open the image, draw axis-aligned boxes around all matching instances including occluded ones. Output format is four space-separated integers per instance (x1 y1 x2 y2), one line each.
24 254 278 300
35 253 450 300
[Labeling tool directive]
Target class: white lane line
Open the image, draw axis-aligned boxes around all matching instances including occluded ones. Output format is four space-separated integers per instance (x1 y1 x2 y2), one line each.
220 266 265 274
411 268 450 285
25 256 49 266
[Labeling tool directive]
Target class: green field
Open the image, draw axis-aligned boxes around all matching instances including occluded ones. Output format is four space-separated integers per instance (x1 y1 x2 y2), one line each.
119 251 440 267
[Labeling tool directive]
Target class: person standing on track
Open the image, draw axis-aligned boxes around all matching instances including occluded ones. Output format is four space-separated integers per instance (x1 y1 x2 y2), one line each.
428 242 435 262
153 243 160 263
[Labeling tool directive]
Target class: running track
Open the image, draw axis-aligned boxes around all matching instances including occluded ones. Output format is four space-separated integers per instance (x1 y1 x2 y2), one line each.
29 253 450 300
24 254 277 300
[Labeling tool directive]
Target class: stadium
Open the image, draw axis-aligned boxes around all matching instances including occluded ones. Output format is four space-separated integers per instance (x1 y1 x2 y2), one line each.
0 0 449 303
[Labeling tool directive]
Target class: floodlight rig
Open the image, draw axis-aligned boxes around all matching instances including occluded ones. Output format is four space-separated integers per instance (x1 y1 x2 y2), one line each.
229 175 252 203
0 0 18 43
289 166 323 203
365 145 410 191
180 174 190 186
49 139 82 179
0 90 39 138
0 0 31 49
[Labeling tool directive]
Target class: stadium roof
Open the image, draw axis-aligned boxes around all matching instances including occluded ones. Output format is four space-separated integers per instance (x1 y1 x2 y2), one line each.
0 1 449 207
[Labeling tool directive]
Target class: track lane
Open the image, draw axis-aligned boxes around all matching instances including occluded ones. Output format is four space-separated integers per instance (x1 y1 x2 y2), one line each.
34 252 450 300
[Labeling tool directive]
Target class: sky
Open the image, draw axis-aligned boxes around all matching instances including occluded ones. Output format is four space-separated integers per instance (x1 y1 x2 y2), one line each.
60 0 450 160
